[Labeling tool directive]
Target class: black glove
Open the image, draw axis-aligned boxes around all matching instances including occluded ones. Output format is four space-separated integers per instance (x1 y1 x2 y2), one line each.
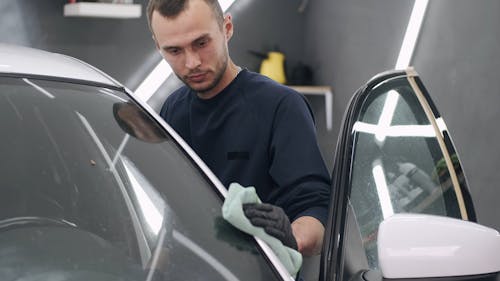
242 203 298 250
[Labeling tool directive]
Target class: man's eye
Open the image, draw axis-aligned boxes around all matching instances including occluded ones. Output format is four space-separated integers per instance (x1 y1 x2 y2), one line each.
167 48 180 55
197 40 208 48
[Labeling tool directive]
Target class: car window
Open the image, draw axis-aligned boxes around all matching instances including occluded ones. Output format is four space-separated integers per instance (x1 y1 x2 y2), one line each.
0 77 281 281
348 75 471 269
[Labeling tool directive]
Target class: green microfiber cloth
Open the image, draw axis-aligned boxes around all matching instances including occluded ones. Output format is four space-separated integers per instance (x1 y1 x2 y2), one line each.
222 182 303 278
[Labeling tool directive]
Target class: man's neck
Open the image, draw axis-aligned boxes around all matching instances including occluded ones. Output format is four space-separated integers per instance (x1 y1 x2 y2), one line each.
196 61 240 100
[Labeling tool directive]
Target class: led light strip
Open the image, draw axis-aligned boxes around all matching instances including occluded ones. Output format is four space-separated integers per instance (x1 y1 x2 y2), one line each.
395 0 429 69
135 0 236 101
134 60 172 101
374 0 429 143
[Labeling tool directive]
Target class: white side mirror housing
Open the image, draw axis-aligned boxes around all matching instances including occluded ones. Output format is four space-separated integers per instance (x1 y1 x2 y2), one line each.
378 214 500 279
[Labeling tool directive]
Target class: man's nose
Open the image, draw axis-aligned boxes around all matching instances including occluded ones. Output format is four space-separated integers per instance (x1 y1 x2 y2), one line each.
185 50 201 69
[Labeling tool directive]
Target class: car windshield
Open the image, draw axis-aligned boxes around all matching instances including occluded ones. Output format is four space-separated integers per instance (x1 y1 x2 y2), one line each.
0 76 279 280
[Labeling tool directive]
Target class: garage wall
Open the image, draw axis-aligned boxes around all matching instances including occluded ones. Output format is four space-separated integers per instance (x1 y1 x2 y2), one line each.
413 0 500 231
228 0 306 75
301 0 414 170
0 0 160 91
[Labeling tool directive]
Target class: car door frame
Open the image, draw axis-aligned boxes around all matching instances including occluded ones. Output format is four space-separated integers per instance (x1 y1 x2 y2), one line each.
320 68 478 281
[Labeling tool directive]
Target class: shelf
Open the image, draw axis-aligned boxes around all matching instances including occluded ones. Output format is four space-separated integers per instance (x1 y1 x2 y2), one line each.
64 2 142 19
289 86 333 131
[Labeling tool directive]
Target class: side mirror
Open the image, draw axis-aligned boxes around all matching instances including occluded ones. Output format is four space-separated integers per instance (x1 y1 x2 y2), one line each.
378 214 500 279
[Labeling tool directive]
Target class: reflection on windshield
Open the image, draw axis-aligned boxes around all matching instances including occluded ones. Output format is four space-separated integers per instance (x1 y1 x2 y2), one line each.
75 110 154 264
79 109 241 280
122 157 165 237
23 78 55 99
0 77 277 280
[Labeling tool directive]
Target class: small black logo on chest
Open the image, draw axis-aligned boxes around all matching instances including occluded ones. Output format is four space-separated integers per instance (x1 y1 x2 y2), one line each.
227 151 249 160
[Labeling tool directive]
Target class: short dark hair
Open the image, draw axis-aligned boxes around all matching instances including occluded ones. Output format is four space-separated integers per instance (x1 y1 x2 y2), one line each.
147 0 224 34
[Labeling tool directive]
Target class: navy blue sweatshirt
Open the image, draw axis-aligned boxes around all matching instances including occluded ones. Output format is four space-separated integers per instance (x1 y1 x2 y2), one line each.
160 69 331 225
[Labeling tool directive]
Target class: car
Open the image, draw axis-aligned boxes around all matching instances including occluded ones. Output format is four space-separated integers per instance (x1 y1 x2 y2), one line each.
0 43 499 281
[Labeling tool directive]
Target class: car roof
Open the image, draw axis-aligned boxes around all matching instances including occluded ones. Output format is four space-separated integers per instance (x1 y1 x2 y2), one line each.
0 43 121 87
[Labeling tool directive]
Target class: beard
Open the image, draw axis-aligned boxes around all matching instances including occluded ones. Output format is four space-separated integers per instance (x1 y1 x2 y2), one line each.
178 52 229 95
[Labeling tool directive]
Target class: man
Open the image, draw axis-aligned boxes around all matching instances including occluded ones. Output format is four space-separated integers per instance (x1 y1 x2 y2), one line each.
147 0 330 256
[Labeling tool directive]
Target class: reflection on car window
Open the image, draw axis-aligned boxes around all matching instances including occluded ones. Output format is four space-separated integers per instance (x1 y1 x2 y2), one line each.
0 77 279 280
349 77 464 268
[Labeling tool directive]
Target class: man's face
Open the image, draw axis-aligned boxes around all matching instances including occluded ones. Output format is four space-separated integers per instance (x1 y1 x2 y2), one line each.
151 0 232 96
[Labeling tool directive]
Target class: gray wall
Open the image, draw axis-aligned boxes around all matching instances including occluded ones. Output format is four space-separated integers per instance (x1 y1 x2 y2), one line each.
0 0 159 90
229 0 306 74
302 0 414 171
413 1 500 230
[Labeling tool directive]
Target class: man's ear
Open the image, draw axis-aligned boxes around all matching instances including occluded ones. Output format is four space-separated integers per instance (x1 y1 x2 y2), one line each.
223 14 233 40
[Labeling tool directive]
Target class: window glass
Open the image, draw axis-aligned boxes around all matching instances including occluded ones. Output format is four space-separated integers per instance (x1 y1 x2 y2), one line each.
349 77 464 268
0 77 280 280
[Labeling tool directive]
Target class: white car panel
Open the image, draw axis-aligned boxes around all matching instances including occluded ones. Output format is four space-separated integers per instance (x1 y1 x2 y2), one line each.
0 43 120 87
378 213 500 278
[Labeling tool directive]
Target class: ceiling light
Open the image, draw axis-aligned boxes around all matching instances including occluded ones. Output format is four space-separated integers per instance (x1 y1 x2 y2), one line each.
134 60 172 101
395 0 429 69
